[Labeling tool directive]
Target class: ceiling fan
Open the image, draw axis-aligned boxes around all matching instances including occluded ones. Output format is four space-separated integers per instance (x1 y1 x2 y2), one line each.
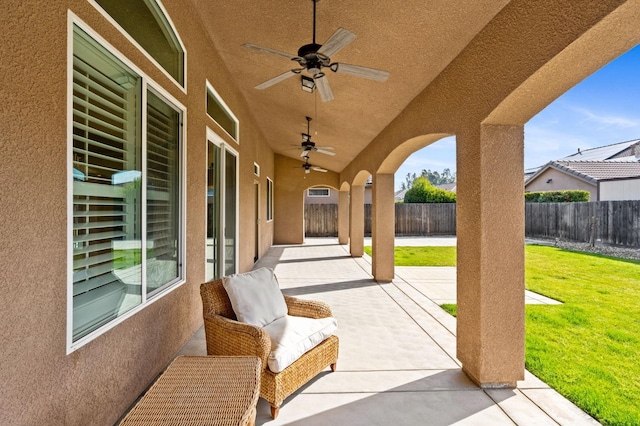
242 0 389 102
299 157 327 174
299 116 335 157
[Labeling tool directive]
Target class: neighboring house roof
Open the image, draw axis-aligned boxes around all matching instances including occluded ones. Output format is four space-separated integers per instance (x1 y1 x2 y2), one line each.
526 160 640 185
526 139 640 186
436 182 457 192
394 189 407 201
560 139 640 161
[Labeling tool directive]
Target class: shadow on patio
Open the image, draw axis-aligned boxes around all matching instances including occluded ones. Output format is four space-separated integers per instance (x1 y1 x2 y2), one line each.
180 238 599 425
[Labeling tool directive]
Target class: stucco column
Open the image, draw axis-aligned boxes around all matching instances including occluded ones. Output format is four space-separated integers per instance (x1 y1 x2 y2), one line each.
338 189 350 244
349 185 365 257
371 174 395 281
456 124 525 387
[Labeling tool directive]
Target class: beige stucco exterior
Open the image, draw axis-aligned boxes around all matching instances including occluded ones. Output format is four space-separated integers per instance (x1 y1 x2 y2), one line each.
3 0 640 423
526 168 597 200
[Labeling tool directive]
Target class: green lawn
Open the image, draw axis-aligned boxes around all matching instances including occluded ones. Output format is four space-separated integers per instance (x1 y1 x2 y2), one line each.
395 245 640 426
363 246 456 266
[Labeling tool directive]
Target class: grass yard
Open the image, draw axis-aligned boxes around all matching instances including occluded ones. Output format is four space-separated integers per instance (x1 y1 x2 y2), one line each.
363 245 456 266
401 245 640 426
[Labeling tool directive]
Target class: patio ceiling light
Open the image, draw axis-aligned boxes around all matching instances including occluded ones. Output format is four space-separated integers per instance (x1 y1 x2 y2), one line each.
301 75 315 93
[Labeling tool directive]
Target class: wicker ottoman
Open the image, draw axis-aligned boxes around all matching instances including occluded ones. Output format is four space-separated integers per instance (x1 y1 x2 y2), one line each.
119 356 261 426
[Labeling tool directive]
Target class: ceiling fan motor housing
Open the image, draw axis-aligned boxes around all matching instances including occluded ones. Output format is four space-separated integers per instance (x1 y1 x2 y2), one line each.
301 135 315 148
296 43 330 75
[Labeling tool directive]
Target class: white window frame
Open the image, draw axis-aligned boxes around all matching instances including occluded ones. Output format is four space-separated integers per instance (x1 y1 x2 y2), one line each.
88 0 187 93
266 177 274 222
205 127 240 278
308 187 331 197
206 80 239 143
67 13 187 353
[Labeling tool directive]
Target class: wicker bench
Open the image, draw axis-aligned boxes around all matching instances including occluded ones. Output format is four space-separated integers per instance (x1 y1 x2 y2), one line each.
119 356 261 426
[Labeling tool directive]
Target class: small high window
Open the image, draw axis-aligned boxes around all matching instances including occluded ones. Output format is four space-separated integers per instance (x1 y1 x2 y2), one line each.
308 188 330 197
207 82 239 141
94 0 185 86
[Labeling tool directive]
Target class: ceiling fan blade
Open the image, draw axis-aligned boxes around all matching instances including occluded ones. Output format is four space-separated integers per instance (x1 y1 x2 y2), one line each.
317 28 356 58
331 62 389 81
242 43 298 60
315 146 334 150
312 167 328 173
255 70 298 90
316 148 336 156
314 75 334 102
300 150 311 157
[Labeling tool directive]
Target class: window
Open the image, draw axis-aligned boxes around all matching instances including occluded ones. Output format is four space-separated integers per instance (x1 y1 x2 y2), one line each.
266 178 274 222
70 24 184 348
93 0 185 86
254 162 260 176
206 82 239 140
308 188 330 197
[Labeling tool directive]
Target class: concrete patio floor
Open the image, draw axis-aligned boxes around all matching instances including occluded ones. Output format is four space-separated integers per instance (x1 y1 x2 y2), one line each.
178 237 599 425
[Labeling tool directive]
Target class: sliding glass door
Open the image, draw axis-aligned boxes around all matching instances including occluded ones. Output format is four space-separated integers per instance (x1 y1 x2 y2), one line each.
206 130 237 280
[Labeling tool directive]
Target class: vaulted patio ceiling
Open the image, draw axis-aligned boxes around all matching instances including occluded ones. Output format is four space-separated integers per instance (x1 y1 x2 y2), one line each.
191 0 511 172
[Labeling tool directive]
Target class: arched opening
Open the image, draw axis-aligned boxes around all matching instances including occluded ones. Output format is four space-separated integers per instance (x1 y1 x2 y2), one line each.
303 184 339 239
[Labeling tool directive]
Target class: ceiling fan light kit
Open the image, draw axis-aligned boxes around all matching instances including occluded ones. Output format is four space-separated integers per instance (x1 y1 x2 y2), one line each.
301 75 315 93
242 0 389 102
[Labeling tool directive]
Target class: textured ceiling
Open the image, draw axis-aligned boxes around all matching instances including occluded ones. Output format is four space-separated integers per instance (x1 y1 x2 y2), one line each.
191 0 511 172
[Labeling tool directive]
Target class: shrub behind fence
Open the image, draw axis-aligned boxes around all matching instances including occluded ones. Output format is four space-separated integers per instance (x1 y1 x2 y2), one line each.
304 201 640 248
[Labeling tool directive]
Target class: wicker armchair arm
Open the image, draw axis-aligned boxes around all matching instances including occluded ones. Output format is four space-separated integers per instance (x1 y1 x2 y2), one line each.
284 295 333 319
203 314 271 369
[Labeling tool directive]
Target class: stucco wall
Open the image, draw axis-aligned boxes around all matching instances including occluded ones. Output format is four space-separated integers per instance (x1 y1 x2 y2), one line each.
525 168 597 200
0 1 274 424
600 178 640 201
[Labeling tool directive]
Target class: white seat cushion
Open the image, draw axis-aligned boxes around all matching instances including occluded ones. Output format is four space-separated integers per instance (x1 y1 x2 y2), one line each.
222 268 288 327
263 315 338 373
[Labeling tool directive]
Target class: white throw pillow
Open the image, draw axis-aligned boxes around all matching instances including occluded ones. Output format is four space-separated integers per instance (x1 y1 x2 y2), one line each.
222 268 288 327
263 315 338 373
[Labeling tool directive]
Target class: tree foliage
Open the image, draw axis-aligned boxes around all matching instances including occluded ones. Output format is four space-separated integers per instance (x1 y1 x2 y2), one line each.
404 176 456 203
400 168 456 190
421 168 456 185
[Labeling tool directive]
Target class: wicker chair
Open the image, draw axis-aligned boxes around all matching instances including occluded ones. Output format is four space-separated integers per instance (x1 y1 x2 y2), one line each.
200 278 339 419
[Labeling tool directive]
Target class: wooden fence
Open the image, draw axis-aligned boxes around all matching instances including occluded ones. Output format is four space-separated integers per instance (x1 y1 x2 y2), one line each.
525 201 640 247
305 201 640 247
363 203 457 236
304 204 338 237
305 203 456 237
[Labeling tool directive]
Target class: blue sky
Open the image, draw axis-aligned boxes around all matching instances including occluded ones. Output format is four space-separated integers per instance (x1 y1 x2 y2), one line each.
395 44 640 190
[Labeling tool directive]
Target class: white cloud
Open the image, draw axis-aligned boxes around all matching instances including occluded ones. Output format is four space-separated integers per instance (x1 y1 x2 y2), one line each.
572 106 640 128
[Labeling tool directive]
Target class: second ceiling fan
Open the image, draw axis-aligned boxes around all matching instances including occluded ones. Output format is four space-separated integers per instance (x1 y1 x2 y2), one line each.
299 116 335 157
242 0 389 102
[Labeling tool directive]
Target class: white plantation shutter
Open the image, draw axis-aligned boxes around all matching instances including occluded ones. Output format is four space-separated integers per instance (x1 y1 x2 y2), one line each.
72 26 142 341
146 91 180 292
